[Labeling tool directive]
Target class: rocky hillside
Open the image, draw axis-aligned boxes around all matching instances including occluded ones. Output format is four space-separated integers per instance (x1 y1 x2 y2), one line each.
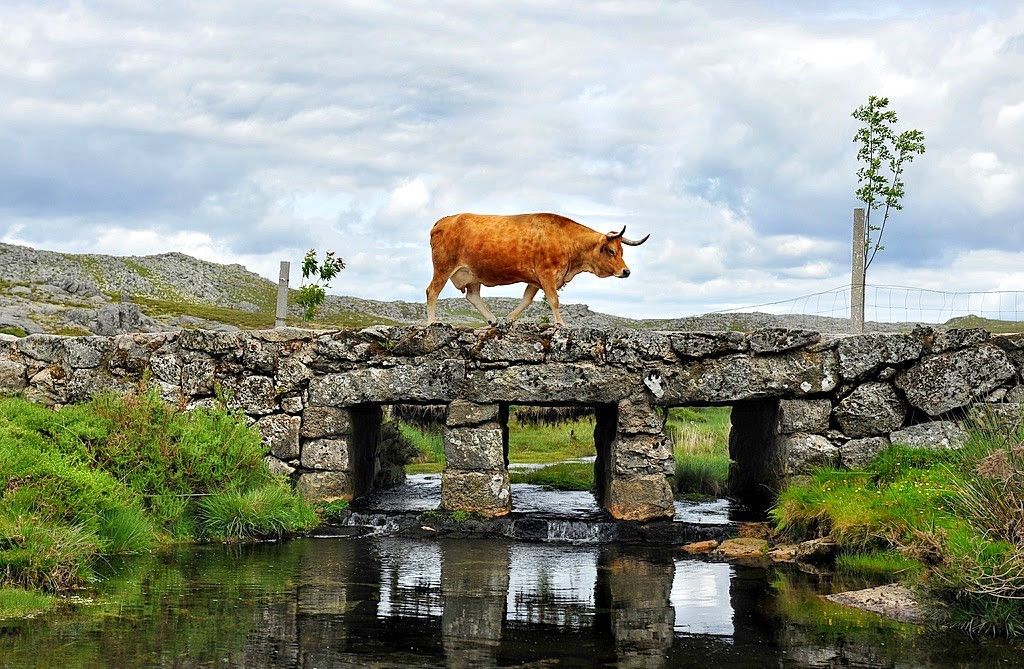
0 241 987 337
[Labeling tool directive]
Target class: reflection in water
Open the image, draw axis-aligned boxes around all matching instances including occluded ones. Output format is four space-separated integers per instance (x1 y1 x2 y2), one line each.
1 537 1021 668
672 560 734 637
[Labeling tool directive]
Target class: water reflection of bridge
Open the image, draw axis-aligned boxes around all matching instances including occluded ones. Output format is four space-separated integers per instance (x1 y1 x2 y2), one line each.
243 537 767 668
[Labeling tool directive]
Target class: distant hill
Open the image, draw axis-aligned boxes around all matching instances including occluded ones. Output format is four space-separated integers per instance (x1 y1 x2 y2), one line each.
1 242 1014 336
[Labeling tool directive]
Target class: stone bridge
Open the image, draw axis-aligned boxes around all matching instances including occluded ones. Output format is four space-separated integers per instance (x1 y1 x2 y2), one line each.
1 324 1021 520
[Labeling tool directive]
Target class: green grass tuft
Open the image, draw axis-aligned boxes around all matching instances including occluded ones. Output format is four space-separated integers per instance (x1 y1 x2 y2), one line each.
197 485 317 541
0 587 58 619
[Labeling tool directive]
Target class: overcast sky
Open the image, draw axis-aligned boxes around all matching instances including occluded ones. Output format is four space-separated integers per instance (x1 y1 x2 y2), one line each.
2 1 1023 320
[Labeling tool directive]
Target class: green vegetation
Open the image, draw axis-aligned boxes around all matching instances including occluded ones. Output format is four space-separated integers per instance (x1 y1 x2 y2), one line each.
772 409 1024 636
852 94 926 277
507 411 595 464
667 407 731 498
0 386 317 618
835 549 921 579
296 249 345 321
0 327 27 338
0 587 56 619
510 462 593 490
398 421 445 474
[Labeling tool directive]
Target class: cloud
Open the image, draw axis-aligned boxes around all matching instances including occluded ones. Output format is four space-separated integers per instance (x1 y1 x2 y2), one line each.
0 1 1022 321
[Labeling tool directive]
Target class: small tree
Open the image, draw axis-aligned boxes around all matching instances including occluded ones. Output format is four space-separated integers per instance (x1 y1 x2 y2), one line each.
851 95 926 276
295 249 345 321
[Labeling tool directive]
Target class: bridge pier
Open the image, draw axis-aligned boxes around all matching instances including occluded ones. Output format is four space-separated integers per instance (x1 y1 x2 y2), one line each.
440 400 512 517
595 398 675 521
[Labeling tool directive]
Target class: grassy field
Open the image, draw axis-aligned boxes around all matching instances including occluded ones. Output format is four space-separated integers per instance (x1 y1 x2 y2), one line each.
398 405 733 497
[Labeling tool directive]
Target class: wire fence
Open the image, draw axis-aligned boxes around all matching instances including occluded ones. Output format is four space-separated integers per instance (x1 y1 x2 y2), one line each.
706 285 1024 334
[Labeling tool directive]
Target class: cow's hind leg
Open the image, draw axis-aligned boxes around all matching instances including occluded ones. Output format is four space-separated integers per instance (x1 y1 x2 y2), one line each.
507 284 539 321
464 283 498 325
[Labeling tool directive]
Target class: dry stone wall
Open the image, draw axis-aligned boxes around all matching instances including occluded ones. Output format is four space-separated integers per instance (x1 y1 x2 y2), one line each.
0 323 1021 519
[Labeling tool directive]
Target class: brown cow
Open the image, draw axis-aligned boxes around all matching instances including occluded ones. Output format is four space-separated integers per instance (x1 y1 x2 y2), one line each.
425 212 649 327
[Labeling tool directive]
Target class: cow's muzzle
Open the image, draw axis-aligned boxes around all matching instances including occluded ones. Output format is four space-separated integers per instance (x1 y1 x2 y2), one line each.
619 268 630 278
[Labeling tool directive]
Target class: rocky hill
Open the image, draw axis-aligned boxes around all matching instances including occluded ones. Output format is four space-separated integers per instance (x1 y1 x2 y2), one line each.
0 241 987 337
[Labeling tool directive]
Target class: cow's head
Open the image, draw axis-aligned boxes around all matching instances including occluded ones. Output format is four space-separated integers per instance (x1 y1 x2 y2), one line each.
592 227 650 278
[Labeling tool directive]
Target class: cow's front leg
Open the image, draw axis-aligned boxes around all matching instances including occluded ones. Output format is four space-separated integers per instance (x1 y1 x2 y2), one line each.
464 283 499 325
507 285 540 321
540 282 564 327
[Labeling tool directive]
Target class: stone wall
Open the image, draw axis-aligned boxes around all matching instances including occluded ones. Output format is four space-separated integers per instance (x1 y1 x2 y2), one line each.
0 323 1021 520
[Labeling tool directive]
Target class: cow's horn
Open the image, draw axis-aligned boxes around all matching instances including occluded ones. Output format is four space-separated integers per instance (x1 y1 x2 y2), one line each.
621 233 650 246
606 227 626 240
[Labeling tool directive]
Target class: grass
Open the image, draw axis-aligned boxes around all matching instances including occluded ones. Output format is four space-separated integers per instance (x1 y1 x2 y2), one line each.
0 385 318 618
667 407 732 498
197 485 318 540
510 462 594 490
128 294 399 331
835 549 921 579
0 587 57 619
398 422 445 474
0 327 27 338
772 407 1024 636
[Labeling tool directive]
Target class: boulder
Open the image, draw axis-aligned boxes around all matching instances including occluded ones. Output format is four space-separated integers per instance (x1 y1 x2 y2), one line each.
836 333 923 381
778 398 832 434
890 422 967 450
897 345 1015 416
834 382 907 437
782 433 839 474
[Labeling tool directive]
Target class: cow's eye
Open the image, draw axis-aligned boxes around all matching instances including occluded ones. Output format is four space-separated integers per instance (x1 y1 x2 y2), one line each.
606 248 615 257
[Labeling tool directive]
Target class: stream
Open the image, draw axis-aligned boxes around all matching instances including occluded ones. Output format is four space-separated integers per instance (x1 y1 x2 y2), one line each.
1 476 1021 667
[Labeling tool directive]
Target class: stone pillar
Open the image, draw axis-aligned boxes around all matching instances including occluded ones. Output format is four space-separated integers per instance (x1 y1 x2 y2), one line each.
598 398 674 521
295 403 382 501
440 399 511 517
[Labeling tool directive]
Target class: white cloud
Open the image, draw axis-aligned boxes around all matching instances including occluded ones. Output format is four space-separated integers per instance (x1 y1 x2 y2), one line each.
0 1 1022 320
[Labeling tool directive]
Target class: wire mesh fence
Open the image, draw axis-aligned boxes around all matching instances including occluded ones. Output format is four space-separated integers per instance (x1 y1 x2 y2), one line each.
704 285 1024 334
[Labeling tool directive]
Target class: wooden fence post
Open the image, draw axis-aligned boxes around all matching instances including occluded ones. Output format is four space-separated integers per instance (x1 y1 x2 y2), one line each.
275 261 290 328
851 208 866 333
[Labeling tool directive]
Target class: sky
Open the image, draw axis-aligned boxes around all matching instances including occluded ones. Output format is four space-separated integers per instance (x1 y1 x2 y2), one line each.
2 1 1023 320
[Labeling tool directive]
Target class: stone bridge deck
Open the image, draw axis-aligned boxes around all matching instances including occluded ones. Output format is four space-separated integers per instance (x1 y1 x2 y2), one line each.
1 323 1021 520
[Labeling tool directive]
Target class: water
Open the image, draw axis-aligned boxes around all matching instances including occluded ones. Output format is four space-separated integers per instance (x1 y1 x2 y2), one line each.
1 537 1020 668
2 480 1022 667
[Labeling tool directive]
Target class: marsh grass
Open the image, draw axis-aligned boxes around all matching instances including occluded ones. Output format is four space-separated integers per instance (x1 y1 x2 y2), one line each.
197 485 317 540
835 550 921 579
667 407 731 498
398 422 445 473
0 587 57 619
509 462 594 490
773 406 1024 636
0 387 315 608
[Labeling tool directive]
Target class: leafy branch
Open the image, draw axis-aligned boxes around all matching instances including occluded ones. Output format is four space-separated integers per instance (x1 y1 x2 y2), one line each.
852 95 926 274
295 249 345 321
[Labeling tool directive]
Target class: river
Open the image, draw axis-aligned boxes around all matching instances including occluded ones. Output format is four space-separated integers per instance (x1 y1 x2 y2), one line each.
0 477 1020 667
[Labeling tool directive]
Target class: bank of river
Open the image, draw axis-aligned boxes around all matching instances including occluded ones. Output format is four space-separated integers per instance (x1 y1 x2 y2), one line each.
1 534 1021 668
